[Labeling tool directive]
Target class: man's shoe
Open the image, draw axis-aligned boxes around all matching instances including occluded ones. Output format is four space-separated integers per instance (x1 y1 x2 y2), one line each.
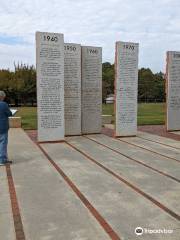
5 160 13 164
0 163 5 166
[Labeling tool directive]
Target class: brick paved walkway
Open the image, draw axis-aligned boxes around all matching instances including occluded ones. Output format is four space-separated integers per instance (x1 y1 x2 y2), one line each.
0 128 179 240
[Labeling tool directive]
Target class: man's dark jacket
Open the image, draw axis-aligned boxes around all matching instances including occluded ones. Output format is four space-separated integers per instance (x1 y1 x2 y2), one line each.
0 101 12 134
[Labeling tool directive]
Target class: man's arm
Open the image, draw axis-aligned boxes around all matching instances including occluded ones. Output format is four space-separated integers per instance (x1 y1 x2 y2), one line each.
4 103 13 117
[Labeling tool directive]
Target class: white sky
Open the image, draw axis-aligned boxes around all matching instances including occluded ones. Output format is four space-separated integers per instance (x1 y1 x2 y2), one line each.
0 0 180 72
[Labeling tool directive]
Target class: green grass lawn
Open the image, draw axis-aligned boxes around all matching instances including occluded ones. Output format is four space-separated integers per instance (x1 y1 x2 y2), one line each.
103 103 165 125
15 107 37 130
14 103 165 130
138 103 165 125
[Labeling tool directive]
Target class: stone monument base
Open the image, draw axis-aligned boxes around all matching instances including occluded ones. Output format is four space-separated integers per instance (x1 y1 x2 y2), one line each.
102 115 113 124
9 117 22 128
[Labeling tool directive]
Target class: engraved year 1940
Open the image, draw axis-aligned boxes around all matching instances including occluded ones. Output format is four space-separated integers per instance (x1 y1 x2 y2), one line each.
123 44 135 50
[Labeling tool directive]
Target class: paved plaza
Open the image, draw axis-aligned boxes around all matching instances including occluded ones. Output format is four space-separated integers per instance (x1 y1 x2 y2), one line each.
0 128 180 240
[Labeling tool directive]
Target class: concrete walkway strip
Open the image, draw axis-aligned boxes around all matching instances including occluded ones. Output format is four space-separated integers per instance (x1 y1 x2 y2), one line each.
0 167 15 240
138 131 180 149
8 129 111 240
42 142 180 240
171 131 180 136
38 144 120 240
66 136 180 216
118 136 180 163
86 134 180 181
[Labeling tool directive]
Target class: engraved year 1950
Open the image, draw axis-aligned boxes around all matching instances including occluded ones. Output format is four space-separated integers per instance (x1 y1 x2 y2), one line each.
64 45 76 51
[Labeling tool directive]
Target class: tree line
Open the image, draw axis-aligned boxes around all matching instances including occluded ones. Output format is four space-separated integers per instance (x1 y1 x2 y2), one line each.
0 63 36 106
102 62 165 102
0 62 165 106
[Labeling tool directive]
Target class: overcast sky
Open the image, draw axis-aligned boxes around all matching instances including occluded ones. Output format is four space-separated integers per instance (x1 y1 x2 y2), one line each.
0 0 180 72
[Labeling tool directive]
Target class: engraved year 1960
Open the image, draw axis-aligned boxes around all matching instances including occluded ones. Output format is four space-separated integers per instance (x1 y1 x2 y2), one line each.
43 35 58 42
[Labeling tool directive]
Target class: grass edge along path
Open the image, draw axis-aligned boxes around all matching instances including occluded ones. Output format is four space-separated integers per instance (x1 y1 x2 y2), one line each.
14 103 165 130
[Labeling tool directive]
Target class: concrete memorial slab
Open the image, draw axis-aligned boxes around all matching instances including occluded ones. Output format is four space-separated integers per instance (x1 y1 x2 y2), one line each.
115 41 139 137
8 129 110 240
166 51 180 131
81 46 102 134
67 136 180 214
138 131 180 149
36 32 64 142
87 134 180 180
64 43 81 136
42 140 180 240
120 135 180 161
2 129 179 239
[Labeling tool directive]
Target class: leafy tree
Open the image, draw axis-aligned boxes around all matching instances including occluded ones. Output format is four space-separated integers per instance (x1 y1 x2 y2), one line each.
102 62 114 102
138 68 165 102
0 63 36 106
0 63 165 105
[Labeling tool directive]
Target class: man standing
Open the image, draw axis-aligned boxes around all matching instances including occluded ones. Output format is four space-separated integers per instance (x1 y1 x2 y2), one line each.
0 91 12 166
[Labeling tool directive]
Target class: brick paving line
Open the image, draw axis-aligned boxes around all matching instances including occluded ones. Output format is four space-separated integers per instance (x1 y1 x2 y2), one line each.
138 125 180 141
26 130 180 220
137 135 180 150
66 141 180 222
84 136 180 183
37 143 121 240
6 164 26 240
117 138 180 164
102 125 180 142
101 126 180 163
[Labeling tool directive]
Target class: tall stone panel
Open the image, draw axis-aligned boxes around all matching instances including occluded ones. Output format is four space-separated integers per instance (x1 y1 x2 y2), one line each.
36 32 64 142
166 51 180 131
81 46 102 134
115 41 139 137
64 43 81 135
